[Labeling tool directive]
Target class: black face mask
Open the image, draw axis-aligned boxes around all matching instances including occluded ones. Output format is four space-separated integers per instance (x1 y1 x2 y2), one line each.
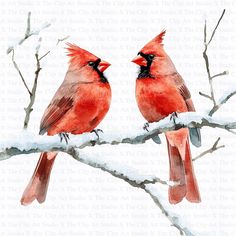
89 58 109 83
137 52 154 79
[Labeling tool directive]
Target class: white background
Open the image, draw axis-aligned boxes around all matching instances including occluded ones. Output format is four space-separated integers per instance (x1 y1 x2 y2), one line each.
0 0 236 235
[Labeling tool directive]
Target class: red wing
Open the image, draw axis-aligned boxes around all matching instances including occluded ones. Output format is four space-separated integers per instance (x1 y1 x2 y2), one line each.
39 96 74 135
170 73 195 111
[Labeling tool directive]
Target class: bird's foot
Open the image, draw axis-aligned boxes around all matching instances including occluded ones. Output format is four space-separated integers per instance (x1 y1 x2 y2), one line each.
59 132 70 144
170 112 183 130
170 112 178 125
90 129 103 140
143 122 150 132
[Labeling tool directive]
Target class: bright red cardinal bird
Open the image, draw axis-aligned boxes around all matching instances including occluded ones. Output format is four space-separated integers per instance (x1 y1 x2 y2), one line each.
21 44 111 205
132 30 201 204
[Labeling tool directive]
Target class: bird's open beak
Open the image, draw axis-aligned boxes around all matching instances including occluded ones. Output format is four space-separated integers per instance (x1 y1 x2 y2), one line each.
131 55 147 67
98 61 111 72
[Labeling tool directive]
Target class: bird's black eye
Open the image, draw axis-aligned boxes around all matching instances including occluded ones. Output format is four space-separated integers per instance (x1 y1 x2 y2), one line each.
88 61 95 66
148 54 154 60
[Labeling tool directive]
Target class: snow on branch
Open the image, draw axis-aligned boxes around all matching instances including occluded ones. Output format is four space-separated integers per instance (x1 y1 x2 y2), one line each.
0 112 235 162
6 12 50 54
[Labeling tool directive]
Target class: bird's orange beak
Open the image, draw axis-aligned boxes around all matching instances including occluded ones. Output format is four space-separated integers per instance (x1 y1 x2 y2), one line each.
131 55 147 67
98 61 111 72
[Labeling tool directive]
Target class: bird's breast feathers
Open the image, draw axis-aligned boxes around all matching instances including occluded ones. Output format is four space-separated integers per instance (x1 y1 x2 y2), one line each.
136 77 187 122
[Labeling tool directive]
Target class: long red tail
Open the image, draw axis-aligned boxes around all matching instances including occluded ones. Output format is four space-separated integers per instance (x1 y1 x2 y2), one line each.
166 130 201 204
21 152 57 205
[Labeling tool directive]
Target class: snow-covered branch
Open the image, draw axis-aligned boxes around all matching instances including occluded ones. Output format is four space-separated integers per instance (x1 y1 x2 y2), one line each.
6 12 50 54
7 12 69 129
0 112 235 162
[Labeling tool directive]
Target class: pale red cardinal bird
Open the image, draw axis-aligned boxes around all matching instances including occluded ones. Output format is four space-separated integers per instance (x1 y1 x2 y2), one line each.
132 30 201 204
21 44 111 205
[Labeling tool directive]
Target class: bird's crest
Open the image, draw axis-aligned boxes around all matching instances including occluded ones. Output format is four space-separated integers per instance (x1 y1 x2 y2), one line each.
152 30 166 45
65 43 97 67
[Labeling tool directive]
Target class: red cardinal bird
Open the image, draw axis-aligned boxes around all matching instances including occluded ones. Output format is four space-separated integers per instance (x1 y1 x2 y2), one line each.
21 44 111 205
132 30 201 204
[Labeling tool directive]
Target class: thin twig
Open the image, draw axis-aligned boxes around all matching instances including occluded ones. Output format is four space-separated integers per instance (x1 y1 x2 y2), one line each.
56 35 70 45
199 91 211 100
211 71 228 79
39 35 70 61
25 12 31 38
11 50 32 96
207 9 226 45
193 137 225 161
39 51 50 61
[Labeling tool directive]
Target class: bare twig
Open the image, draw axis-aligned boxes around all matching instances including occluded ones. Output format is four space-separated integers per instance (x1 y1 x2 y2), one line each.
211 71 228 79
199 91 211 100
193 137 225 161
207 9 225 46
39 51 50 61
11 50 32 96
56 35 70 45
39 35 70 61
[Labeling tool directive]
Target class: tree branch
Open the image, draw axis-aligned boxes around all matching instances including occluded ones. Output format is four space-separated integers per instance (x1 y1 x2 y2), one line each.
200 9 236 116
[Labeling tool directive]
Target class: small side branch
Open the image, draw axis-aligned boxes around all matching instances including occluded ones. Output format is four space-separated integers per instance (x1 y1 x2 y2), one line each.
193 137 225 161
